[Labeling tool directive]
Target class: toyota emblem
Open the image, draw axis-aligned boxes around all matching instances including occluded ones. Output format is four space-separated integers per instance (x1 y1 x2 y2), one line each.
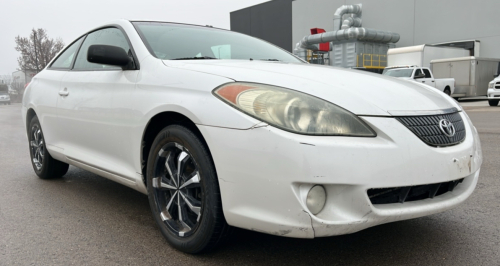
439 119 456 137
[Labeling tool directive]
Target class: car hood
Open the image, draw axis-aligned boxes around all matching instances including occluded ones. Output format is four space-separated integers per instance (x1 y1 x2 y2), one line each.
163 60 459 116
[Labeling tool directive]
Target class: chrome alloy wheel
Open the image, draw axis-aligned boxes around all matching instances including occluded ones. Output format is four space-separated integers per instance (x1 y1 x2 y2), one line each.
152 142 202 237
30 124 45 170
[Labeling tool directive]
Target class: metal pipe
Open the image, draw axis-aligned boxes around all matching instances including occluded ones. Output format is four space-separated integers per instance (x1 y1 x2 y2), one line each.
299 3 399 50
293 43 309 61
341 16 362 29
300 28 400 49
333 4 362 31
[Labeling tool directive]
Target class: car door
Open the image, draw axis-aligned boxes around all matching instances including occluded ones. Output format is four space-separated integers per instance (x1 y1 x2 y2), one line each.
57 27 139 180
33 36 84 161
415 68 434 87
420 68 436 88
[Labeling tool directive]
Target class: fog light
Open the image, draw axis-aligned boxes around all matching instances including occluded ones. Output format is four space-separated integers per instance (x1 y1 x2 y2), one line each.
306 185 326 215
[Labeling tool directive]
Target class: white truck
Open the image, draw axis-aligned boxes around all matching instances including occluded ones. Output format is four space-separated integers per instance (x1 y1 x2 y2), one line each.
383 66 455 96
487 76 500 106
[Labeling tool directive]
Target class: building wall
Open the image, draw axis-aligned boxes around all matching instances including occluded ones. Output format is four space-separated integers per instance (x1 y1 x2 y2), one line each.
230 0 294 52
12 70 36 87
292 0 500 58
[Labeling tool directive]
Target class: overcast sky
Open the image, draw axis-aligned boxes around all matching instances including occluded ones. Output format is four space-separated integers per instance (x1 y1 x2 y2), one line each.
0 0 270 75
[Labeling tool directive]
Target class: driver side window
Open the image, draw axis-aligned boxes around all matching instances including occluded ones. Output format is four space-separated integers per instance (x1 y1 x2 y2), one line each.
73 28 131 70
414 69 423 78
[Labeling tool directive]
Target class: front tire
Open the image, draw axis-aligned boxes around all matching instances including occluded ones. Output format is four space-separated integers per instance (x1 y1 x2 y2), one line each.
489 99 499 106
146 125 230 253
29 116 69 179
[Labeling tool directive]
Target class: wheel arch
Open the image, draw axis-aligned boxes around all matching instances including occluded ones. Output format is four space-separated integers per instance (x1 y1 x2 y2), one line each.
444 86 451 96
26 108 37 135
140 111 214 187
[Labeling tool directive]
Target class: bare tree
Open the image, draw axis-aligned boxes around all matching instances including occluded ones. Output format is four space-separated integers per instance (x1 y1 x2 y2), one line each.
0 75 12 84
15 28 64 72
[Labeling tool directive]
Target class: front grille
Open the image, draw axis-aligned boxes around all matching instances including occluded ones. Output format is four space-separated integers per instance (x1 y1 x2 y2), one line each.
396 112 466 147
368 178 464 204
495 83 500 89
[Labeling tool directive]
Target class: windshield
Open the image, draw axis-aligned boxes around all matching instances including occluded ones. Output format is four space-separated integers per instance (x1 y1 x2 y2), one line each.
383 69 413 77
133 22 303 63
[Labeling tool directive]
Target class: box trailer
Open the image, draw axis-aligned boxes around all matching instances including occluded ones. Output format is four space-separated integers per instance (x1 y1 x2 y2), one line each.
387 45 469 68
430 57 500 98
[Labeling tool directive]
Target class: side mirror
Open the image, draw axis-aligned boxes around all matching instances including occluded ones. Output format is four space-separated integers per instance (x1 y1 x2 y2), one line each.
414 73 425 79
87 45 131 68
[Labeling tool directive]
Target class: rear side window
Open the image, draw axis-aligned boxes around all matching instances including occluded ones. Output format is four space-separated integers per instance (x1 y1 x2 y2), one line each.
49 37 84 69
422 69 432 78
73 28 131 70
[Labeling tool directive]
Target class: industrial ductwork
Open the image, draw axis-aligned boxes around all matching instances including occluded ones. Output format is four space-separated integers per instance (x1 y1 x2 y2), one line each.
294 3 400 68
299 4 399 50
341 16 362 29
333 4 362 31
300 27 400 49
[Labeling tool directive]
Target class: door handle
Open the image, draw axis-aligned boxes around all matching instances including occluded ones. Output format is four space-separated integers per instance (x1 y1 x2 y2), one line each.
59 88 69 96
422 81 425 83
431 80 435 82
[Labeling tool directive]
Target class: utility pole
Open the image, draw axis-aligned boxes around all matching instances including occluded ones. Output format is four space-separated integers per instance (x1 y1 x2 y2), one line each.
33 31 40 73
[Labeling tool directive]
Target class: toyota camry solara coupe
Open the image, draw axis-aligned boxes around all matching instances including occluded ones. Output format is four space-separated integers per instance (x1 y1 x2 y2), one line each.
22 20 482 253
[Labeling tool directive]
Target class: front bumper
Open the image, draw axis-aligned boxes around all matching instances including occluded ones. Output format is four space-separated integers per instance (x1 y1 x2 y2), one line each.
487 88 500 99
198 112 482 238
0 98 11 104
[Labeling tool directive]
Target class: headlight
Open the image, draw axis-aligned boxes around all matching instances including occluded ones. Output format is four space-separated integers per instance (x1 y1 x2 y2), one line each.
489 82 494 88
213 82 375 136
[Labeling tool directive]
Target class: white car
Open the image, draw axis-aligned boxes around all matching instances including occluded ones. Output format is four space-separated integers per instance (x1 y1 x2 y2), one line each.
22 20 482 254
487 77 500 106
0 91 10 105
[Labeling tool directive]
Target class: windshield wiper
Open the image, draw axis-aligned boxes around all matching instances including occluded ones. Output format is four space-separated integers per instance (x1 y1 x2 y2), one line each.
172 56 218 60
258 59 281 61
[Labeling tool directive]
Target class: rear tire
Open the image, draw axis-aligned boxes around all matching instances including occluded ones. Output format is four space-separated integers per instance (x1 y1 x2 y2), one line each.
444 87 451 96
489 99 499 106
29 116 69 179
146 125 230 254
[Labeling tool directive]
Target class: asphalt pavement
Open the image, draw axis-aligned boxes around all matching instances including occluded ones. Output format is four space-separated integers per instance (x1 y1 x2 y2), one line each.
1 101 499 265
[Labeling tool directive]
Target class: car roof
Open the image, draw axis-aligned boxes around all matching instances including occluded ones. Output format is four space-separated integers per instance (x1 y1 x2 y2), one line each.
95 19 227 32
385 65 419 69
130 20 226 30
